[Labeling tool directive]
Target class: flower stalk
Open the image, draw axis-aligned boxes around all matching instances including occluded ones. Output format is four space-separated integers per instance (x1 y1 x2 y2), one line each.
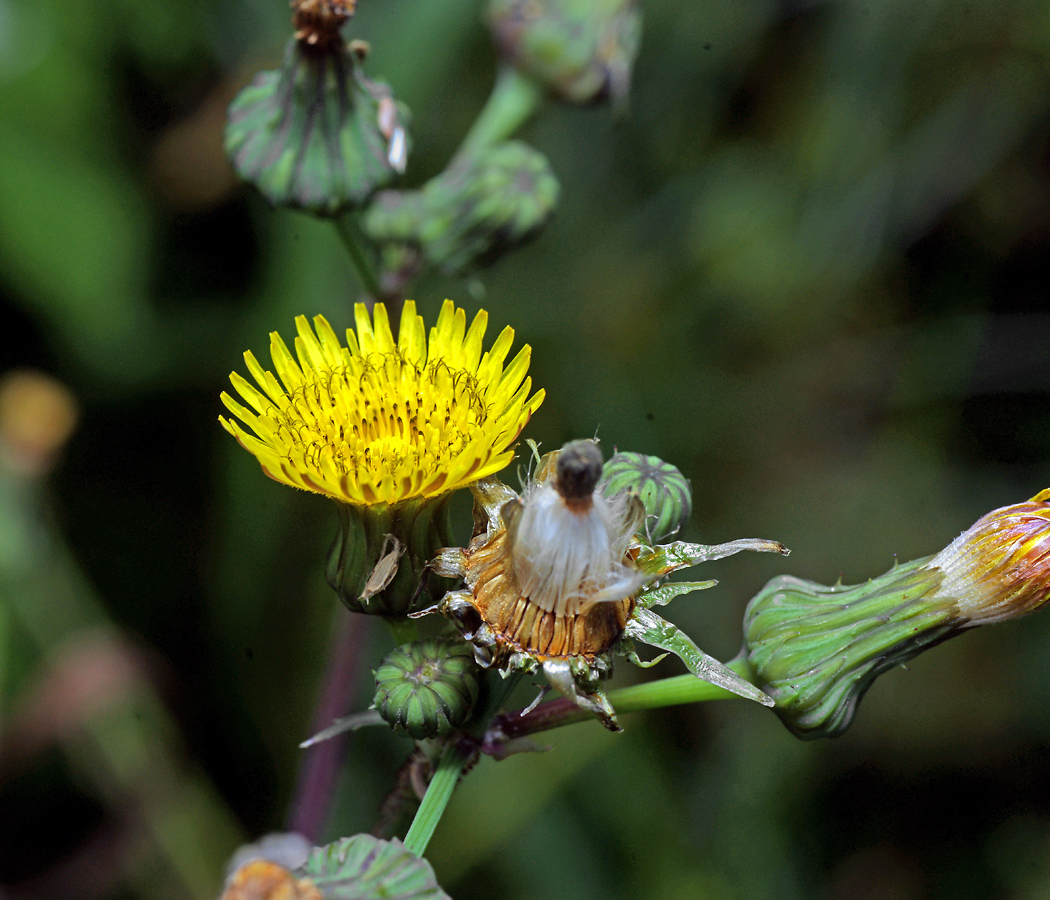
332 213 384 300
483 662 752 754
454 66 543 162
402 740 474 856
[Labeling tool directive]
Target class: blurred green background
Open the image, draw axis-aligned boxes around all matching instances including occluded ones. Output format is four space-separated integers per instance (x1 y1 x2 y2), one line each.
2 0 1050 898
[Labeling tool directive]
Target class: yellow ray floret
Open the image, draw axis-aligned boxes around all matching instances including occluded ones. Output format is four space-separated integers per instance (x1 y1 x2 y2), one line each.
219 300 545 506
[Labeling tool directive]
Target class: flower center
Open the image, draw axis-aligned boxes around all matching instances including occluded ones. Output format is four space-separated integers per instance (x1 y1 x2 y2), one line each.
271 351 489 480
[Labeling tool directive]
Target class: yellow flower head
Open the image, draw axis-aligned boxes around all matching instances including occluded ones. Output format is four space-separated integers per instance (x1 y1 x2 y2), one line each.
220 300 545 506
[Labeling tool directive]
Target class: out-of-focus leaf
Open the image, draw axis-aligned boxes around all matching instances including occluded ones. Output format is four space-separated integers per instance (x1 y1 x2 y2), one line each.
297 835 450 900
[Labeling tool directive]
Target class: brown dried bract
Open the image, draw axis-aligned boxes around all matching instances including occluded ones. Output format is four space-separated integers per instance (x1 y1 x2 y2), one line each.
291 0 356 49
221 859 322 900
458 526 633 662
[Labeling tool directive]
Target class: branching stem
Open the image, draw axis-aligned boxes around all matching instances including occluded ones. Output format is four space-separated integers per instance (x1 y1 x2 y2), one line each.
454 66 543 161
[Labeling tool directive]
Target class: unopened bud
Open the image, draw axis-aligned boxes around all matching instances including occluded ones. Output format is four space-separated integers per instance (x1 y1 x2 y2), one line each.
743 490 1050 740
487 0 641 106
225 35 410 215
373 638 481 739
363 140 559 275
931 488 1050 625
600 451 692 542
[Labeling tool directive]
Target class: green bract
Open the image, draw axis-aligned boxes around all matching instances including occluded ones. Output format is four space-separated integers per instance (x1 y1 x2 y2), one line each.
363 140 560 275
600 451 692 542
743 558 955 739
225 38 410 216
374 638 481 739
487 0 641 106
326 496 455 618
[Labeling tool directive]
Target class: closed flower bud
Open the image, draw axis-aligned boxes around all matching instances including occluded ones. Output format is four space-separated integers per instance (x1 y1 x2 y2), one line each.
930 488 1050 625
486 0 641 106
600 452 692 542
225 25 410 216
743 490 1050 740
373 638 481 739
363 141 559 275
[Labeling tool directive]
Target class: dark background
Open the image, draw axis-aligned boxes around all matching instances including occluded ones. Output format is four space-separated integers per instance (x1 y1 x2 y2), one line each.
2 0 1050 898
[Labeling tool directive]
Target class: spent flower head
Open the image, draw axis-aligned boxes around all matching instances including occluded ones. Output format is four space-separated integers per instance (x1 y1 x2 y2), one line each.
932 488 1050 625
432 441 785 729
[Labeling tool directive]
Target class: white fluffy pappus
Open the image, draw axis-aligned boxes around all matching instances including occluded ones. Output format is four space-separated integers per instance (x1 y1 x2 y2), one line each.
507 480 646 617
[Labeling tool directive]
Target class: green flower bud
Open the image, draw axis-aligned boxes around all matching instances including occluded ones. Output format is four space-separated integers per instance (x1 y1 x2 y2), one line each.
600 452 692 542
373 639 481 739
744 489 1050 740
486 0 641 106
363 140 559 275
225 37 410 216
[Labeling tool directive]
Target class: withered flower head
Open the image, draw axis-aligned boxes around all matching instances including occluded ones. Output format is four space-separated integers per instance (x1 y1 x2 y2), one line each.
432 441 784 729
292 0 357 49
509 439 645 617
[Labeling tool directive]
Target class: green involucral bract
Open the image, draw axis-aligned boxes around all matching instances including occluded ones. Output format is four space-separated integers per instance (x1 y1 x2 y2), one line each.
363 140 560 275
299 834 450 899
600 451 693 542
373 638 481 739
225 38 410 215
487 0 642 106
743 558 955 739
326 495 454 617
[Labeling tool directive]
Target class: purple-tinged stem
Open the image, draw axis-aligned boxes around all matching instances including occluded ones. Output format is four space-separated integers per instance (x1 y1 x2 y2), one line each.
287 609 370 841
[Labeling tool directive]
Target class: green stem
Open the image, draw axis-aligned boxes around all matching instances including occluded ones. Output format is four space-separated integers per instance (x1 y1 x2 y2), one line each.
488 658 759 744
606 658 754 713
385 616 420 646
454 66 543 161
333 213 384 300
402 741 472 856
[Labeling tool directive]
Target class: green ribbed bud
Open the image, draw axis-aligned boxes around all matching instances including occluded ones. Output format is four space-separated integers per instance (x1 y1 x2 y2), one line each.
326 496 453 617
363 140 559 275
486 0 641 106
225 37 410 216
373 639 481 739
743 559 953 740
744 489 1050 740
600 452 692 542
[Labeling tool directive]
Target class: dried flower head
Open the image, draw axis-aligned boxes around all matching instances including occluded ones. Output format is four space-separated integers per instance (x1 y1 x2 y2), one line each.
291 0 356 49
220 300 544 508
508 440 646 617
433 441 785 728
